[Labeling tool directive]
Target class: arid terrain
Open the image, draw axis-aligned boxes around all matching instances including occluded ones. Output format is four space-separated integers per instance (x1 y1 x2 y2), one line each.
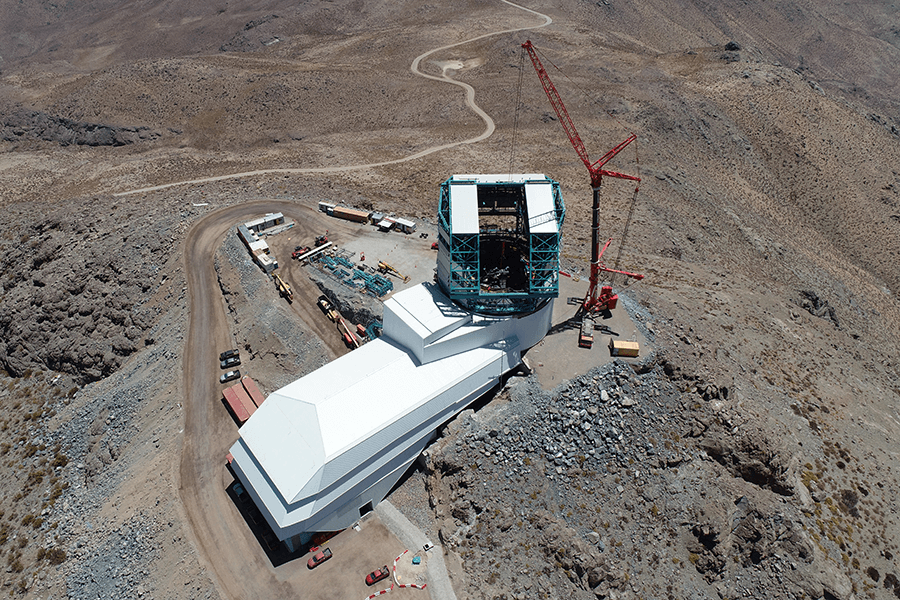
1 0 900 599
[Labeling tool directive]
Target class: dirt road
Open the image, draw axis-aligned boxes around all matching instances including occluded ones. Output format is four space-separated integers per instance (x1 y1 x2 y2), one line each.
173 4 556 597
181 200 325 600
112 0 551 198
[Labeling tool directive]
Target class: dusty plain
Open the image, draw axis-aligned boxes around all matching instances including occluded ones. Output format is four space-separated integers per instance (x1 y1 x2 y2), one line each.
1 1 899 599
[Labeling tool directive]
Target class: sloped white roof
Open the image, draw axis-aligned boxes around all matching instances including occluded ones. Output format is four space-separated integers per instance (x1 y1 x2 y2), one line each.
237 331 505 508
384 283 470 345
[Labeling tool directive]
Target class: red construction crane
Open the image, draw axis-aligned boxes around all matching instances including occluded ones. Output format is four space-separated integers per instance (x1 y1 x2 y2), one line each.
522 40 643 315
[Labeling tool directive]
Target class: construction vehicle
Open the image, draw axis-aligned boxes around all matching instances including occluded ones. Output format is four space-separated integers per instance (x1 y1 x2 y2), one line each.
314 234 329 247
292 245 311 259
523 40 644 316
377 261 410 283
273 272 293 302
337 317 361 348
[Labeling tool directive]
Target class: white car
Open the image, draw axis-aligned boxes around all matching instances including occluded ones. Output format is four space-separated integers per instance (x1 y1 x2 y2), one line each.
220 370 241 384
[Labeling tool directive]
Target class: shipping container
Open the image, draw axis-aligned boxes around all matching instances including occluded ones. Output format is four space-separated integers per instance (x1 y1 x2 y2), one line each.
231 383 258 418
241 376 266 408
222 387 251 424
332 206 370 223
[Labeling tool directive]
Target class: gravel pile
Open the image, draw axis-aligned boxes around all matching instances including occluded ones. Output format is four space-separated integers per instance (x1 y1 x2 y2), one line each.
65 514 161 599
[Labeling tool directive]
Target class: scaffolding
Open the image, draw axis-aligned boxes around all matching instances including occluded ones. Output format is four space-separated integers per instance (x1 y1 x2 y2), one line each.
351 269 393 297
437 175 565 314
313 252 393 297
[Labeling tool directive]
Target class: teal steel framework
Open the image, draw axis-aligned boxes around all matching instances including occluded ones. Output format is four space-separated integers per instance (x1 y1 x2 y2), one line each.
437 176 565 314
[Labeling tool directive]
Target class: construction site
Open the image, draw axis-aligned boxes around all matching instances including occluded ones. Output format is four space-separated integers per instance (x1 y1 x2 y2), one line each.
221 163 650 557
3 1 900 600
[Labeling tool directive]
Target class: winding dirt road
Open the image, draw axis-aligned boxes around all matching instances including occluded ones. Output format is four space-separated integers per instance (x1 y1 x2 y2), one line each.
181 201 305 600
176 4 553 599
114 0 550 198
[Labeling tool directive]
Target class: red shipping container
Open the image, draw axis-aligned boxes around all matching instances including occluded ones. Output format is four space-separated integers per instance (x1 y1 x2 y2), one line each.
241 377 266 408
222 387 250 424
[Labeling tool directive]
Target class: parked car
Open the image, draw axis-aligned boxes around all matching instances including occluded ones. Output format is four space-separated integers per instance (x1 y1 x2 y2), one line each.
307 548 332 569
220 356 241 369
219 349 240 361
365 565 390 586
220 370 241 384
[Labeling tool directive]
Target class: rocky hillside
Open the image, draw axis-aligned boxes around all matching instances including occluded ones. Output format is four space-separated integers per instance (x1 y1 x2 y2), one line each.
0 0 899 599
0 199 192 383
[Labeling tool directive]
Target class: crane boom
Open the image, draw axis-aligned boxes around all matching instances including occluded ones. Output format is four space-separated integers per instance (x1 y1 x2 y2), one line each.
522 40 591 173
521 40 643 316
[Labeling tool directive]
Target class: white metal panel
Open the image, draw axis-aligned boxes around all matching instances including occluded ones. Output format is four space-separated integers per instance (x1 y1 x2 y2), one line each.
449 183 479 234
386 283 470 347
453 173 547 184
525 182 559 234
229 281 554 540
239 395 323 504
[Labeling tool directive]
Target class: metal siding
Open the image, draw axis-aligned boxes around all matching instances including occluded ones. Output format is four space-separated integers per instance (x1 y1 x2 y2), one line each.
525 182 559 234
449 183 480 234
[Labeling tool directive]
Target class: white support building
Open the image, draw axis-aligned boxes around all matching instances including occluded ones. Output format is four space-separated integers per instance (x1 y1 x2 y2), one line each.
229 282 553 550
228 174 565 551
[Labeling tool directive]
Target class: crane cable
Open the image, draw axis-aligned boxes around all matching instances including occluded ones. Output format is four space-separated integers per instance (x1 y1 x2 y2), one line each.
531 44 643 289
508 47 527 178
611 142 641 288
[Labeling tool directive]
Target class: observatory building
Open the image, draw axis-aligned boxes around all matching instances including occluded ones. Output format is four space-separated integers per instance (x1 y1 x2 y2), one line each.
228 174 565 551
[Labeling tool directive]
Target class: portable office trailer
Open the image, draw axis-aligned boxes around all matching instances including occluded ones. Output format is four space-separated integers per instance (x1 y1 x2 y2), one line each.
255 251 278 274
248 240 269 255
237 224 258 247
245 213 285 233
318 201 336 214
392 217 416 234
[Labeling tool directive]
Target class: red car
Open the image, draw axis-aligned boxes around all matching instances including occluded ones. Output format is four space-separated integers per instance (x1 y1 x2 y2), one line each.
365 565 390 586
307 548 332 569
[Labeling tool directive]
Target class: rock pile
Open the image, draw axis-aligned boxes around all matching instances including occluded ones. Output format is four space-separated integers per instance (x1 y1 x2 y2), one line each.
1 107 160 146
421 357 848 600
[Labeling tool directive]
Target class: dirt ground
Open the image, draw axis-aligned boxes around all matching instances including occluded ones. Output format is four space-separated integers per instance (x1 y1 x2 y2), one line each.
1 0 900 599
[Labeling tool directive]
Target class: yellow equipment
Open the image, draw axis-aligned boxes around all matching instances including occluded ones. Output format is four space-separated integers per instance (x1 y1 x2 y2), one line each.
273 273 293 302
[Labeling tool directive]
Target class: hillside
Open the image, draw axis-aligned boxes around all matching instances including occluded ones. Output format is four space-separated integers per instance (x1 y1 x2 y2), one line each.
1 1 899 599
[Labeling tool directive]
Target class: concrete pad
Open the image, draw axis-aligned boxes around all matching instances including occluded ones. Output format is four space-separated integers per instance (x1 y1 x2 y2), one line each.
527 274 651 389
279 513 432 599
